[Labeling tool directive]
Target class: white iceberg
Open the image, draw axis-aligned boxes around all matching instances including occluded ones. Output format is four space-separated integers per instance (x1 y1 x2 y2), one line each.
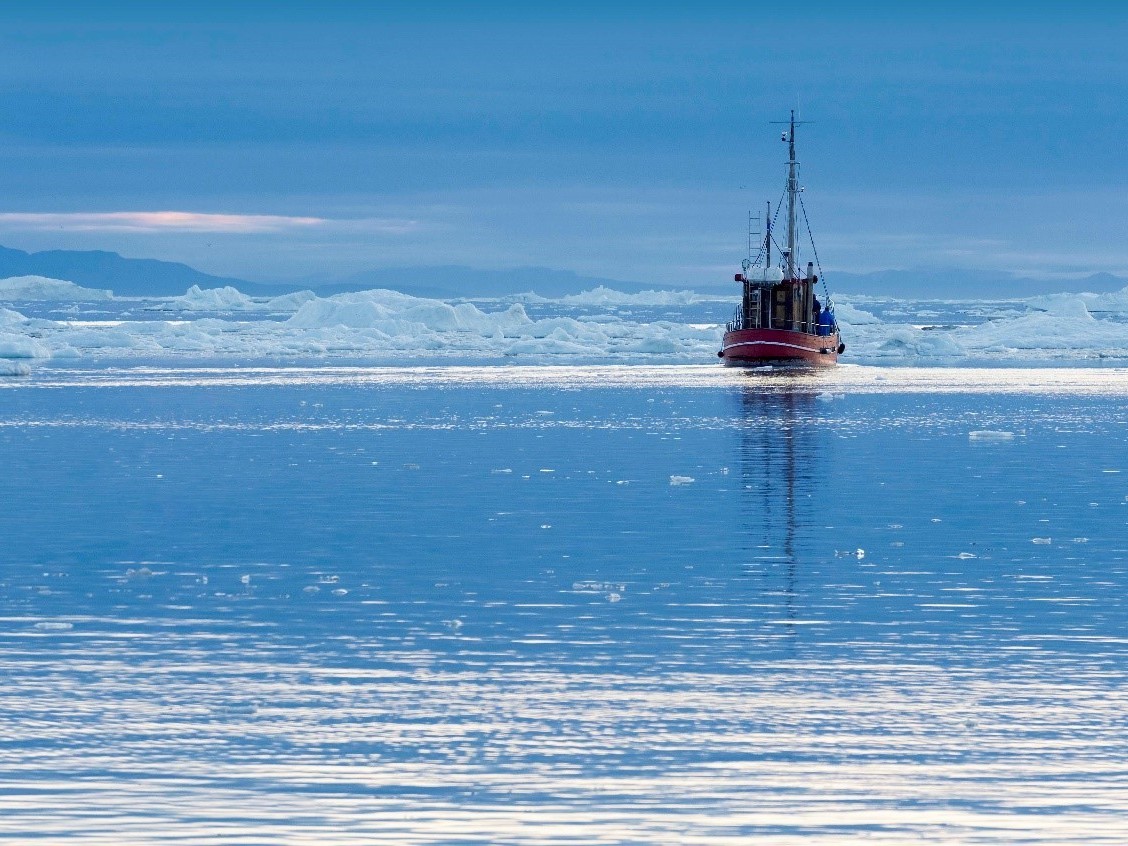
0 331 50 359
165 285 257 311
0 359 30 375
0 275 113 301
833 301 882 326
958 298 1126 357
287 289 534 334
832 290 1128 361
558 286 711 306
0 306 28 327
1026 285 1128 317
2 281 1124 365
969 430 1015 441
262 290 317 312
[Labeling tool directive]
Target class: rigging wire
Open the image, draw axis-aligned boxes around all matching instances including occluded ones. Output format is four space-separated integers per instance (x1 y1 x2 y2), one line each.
798 193 832 305
768 194 786 260
747 194 787 268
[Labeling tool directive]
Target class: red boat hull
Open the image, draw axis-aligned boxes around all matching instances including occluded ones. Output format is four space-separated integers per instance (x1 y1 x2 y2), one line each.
720 328 841 366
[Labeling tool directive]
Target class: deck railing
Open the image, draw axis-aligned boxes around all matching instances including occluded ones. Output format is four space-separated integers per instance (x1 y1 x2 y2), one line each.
727 302 837 336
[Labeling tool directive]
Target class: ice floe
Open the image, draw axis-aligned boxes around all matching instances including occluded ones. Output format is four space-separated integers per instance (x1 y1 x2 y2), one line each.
0 275 113 301
969 430 1015 441
0 306 50 368
0 277 1126 366
837 288 1128 361
0 306 28 327
832 301 883 325
164 284 257 311
161 285 319 313
557 286 717 306
287 289 534 332
0 333 49 359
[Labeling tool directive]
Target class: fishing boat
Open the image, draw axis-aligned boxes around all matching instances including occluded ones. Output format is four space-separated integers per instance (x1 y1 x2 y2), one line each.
719 111 845 366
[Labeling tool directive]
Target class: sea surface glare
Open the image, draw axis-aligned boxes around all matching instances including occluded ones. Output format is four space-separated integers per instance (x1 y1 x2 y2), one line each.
1 365 1127 844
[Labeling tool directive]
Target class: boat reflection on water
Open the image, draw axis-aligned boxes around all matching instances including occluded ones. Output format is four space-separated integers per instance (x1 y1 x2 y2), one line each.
734 377 828 635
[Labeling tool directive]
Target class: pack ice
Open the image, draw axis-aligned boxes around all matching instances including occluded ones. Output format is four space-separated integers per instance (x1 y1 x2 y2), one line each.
1 275 1126 367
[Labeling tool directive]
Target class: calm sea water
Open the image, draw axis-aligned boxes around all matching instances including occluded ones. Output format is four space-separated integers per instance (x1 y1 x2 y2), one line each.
1 365 1126 844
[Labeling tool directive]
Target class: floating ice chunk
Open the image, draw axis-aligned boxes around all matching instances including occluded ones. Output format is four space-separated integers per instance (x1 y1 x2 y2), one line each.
287 288 534 333
58 327 145 349
0 359 30 375
875 327 966 357
958 298 1125 356
606 592 622 602
263 290 317 312
166 285 256 311
969 430 1015 441
0 275 112 301
1024 294 1097 319
0 332 50 359
571 580 625 593
669 475 695 485
558 286 704 306
0 307 29 326
833 301 883 326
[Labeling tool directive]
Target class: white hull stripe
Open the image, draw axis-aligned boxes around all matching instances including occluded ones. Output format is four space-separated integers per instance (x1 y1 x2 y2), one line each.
721 340 833 355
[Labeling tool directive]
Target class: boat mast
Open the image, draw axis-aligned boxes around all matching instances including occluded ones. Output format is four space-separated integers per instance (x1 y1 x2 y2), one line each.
785 109 798 281
765 200 771 269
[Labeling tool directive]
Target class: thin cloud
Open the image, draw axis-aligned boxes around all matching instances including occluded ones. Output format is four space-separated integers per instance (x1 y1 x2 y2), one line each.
0 211 419 234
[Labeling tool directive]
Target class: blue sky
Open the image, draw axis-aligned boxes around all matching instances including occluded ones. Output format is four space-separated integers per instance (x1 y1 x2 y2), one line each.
0 3 1124 286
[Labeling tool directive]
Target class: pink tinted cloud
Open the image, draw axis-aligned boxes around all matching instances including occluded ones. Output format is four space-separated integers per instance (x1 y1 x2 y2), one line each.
0 211 418 234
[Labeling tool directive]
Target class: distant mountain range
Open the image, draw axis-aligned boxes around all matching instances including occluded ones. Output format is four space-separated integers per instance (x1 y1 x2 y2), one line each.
0 245 260 297
0 243 1124 301
0 246 645 298
823 269 1128 299
295 265 662 299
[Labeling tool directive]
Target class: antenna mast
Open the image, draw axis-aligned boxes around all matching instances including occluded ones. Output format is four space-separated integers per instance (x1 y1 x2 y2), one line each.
785 110 799 281
765 200 771 269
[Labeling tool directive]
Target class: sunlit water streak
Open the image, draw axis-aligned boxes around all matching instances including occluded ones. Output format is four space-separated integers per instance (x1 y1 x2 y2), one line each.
6 363 1128 393
1 365 1126 842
